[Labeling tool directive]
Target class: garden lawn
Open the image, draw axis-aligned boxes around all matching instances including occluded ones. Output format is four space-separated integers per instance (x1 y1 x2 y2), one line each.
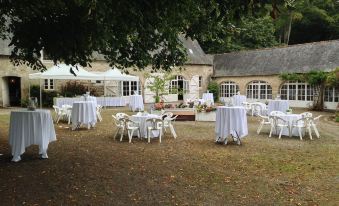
0 108 338 205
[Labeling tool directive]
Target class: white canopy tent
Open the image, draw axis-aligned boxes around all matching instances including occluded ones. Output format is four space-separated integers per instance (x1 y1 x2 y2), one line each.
28 64 140 108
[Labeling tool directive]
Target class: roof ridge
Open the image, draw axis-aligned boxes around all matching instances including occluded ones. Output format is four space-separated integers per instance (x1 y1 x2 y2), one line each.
214 39 339 56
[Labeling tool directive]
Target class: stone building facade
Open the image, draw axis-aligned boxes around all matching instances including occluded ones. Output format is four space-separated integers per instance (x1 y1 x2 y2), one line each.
213 40 339 110
0 37 213 106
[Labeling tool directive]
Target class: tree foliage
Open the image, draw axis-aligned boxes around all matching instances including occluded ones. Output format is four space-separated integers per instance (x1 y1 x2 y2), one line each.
145 72 174 103
0 0 268 71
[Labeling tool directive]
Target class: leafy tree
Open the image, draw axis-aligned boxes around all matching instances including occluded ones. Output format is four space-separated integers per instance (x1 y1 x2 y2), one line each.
145 73 174 103
0 0 267 72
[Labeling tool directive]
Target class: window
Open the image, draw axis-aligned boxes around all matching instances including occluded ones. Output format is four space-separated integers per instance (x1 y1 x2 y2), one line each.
169 75 188 94
44 79 54 90
280 81 314 101
324 87 339 102
220 81 239 98
199 76 202 87
246 80 272 99
122 81 141 96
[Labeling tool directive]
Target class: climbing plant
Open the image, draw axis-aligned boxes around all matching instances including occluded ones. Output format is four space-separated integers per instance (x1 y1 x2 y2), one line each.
280 69 338 111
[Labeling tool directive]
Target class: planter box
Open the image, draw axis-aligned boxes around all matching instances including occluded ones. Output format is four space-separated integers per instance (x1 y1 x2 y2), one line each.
195 111 216 122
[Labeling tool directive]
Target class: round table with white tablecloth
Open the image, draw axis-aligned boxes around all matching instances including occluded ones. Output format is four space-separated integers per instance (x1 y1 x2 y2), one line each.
215 106 248 144
231 95 247 106
81 95 97 104
71 101 97 130
268 100 289 114
202 93 214 105
129 95 144 112
131 114 161 138
9 109 56 162
273 114 302 137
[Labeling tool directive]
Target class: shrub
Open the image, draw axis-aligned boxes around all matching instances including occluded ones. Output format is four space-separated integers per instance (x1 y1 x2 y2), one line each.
60 81 98 97
29 85 58 107
207 81 219 102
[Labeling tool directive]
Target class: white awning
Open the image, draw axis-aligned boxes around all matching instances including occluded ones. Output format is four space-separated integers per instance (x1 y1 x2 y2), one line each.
96 67 139 81
29 64 100 80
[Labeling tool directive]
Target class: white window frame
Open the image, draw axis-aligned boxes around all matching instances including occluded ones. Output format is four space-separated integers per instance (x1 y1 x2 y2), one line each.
169 75 189 94
280 81 314 101
44 79 54 90
324 86 339 102
40 49 53 63
220 81 239 98
121 81 140 96
246 80 272 100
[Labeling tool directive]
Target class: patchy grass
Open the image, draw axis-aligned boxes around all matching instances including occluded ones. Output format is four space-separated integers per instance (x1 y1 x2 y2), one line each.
0 107 338 205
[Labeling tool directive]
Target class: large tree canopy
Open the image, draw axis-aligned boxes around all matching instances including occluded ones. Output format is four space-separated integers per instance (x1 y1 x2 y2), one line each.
0 0 267 72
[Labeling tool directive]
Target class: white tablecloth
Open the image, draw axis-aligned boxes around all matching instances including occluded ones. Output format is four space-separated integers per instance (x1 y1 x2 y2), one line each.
232 95 247 106
202 93 214 105
81 96 97 103
71 101 97 130
274 114 302 136
56 97 126 107
9 109 56 162
131 114 161 138
215 106 248 143
268 100 289 114
129 95 144 111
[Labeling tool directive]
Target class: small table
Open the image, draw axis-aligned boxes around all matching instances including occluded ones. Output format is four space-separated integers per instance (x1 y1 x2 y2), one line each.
71 101 97 130
232 95 247 106
202 93 214 105
268 100 289 115
274 114 302 137
131 114 161 138
215 106 248 144
9 110 56 162
81 95 97 104
129 95 144 112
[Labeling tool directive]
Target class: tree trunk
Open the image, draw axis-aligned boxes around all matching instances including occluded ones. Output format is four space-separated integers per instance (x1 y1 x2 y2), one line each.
283 12 293 44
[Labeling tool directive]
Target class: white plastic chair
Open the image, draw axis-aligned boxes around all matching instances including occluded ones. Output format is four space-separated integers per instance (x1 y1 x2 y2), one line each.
300 112 313 118
292 117 312 140
125 119 141 143
52 105 67 123
257 114 273 135
309 115 322 138
96 105 103 122
163 115 178 138
112 115 126 141
146 118 163 143
242 102 253 115
116 112 129 120
271 115 290 139
251 102 267 116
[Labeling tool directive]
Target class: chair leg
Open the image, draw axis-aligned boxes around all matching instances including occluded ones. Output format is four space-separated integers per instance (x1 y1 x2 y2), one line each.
307 126 313 140
312 124 320 138
147 129 151 143
128 129 133 143
278 127 283 139
298 127 303 140
257 122 263 134
56 115 61 123
159 129 162 143
120 128 124 142
169 124 177 138
114 128 120 140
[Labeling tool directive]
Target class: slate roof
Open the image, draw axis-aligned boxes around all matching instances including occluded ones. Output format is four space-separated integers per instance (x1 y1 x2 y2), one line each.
92 36 212 65
213 40 339 77
0 36 211 65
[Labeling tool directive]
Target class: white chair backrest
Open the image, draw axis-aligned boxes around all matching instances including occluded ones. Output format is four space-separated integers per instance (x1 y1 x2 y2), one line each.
53 105 61 114
252 103 267 116
116 112 129 119
300 112 312 118
270 111 285 116
146 118 163 129
112 115 124 127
